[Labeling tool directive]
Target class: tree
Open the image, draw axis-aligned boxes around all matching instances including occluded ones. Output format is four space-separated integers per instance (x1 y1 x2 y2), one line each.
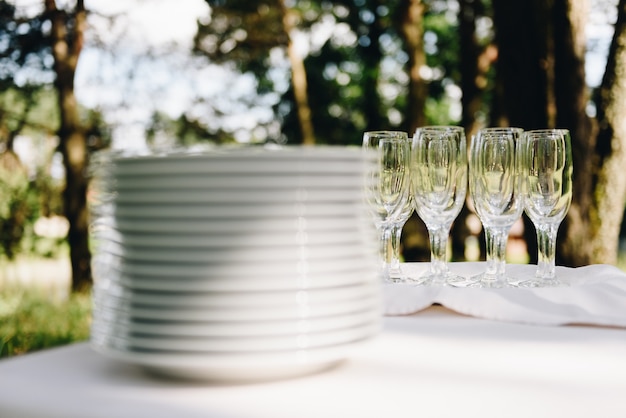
493 0 626 266
194 0 316 144
550 0 597 266
0 1 49 152
1 2 56 262
278 0 316 144
491 0 550 262
396 0 427 133
195 0 425 146
0 86 61 261
1 0 91 290
44 0 91 291
588 0 626 264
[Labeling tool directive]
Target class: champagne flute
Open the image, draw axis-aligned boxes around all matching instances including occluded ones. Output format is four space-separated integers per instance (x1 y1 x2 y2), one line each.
410 126 467 285
362 131 411 282
519 129 573 287
467 127 524 288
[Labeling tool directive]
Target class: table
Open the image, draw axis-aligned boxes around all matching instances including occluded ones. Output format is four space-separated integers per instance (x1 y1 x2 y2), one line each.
1 306 625 418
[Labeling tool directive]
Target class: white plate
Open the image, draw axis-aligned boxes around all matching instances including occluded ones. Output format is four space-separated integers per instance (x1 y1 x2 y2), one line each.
112 174 368 190
109 146 371 175
112 188 365 204
90 320 379 352
92 252 379 281
111 201 361 219
92 292 381 322
98 264 379 292
92 280 380 308
98 241 375 264
111 152 369 171
92 306 381 337
90 333 376 382
102 215 375 234
98 228 366 248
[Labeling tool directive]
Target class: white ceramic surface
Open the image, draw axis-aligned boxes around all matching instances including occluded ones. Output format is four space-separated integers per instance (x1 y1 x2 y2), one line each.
112 201 361 219
87 145 382 383
92 280 380 308
93 249 378 276
98 228 369 249
112 187 365 204
111 174 368 190
92 293 381 322
98 242 375 264
97 263 379 291
90 334 376 382
91 306 381 337
109 146 371 176
109 216 371 234
91 320 379 352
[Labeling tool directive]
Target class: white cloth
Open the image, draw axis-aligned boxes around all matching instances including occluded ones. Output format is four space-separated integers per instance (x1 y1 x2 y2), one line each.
384 262 626 328
2 312 626 418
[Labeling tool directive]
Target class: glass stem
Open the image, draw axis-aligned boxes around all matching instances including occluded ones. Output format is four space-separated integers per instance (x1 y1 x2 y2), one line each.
428 225 450 277
380 227 393 281
484 226 509 280
389 224 403 277
536 224 558 280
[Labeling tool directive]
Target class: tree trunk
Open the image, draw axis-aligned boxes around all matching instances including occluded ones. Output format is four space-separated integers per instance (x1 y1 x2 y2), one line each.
453 0 497 261
552 0 597 266
492 0 553 263
361 0 384 132
396 0 427 133
459 0 495 139
394 0 430 262
492 0 552 129
279 0 315 145
588 0 626 264
45 0 91 292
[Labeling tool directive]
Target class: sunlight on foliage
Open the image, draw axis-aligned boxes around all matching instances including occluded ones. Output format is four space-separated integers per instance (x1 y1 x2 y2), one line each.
0 288 92 358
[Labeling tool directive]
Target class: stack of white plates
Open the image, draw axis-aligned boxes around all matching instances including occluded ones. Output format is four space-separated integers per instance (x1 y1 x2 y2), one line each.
88 145 381 382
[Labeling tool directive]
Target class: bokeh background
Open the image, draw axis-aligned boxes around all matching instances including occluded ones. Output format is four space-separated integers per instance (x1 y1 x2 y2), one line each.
1 0 625 300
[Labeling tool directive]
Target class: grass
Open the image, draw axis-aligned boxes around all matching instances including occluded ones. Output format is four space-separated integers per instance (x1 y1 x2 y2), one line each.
0 286 92 358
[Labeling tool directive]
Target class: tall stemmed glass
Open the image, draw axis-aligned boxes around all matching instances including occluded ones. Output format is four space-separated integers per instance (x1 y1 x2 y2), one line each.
388 194 414 282
363 131 411 282
410 126 467 285
467 127 524 288
519 129 573 287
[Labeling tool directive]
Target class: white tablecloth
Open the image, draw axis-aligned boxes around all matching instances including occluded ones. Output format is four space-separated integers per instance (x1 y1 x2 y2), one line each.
1 306 625 418
385 262 626 327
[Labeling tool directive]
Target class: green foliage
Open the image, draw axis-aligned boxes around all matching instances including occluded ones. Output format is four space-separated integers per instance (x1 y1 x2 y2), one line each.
0 155 30 259
424 96 455 126
84 108 113 152
196 0 288 71
0 151 66 260
193 0 292 143
193 0 468 144
0 87 101 262
0 288 92 358
0 85 64 262
145 111 237 146
424 11 461 85
290 42 371 145
0 86 59 135
0 0 52 89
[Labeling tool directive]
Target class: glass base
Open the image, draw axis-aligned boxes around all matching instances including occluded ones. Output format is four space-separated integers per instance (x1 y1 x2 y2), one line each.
416 271 466 287
515 277 567 288
384 269 426 285
384 276 426 285
460 273 518 289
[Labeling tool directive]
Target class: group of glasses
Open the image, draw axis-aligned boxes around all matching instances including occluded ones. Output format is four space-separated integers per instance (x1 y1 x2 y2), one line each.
363 127 573 288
